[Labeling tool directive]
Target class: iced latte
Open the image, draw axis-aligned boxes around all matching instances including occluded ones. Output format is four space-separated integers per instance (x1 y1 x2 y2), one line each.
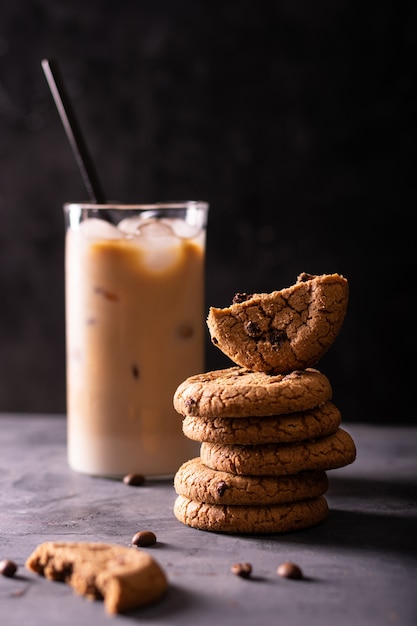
64 202 208 477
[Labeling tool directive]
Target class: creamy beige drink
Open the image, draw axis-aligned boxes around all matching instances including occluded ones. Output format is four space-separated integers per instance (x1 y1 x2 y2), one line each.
64 202 208 477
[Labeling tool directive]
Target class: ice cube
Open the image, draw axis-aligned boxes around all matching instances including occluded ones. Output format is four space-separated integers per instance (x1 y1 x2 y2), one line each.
143 243 181 271
128 219 181 271
161 218 201 239
118 215 202 240
118 215 174 236
117 216 149 236
136 219 176 240
78 218 120 240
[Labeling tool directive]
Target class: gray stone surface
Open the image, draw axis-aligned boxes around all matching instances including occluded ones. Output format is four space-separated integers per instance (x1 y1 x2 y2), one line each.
0 414 416 625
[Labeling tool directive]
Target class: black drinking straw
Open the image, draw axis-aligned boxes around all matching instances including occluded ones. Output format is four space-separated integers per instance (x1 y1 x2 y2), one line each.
41 59 107 204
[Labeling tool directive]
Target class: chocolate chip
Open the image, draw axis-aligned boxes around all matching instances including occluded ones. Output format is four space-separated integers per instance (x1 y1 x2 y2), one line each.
184 398 198 414
216 481 228 497
297 272 315 282
0 559 18 578
245 321 262 338
123 473 145 486
131 531 157 547
131 363 139 379
231 562 252 578
269 329 287 346
277 561 303 579
232 293 252 304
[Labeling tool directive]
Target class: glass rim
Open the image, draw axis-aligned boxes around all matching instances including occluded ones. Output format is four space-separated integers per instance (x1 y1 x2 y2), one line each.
64 200 209 211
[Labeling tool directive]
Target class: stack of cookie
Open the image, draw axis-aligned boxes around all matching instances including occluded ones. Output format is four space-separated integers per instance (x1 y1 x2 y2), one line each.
173 273 356 534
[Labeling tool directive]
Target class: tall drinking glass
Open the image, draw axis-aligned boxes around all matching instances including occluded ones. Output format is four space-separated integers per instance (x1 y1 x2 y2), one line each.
64 201 209 477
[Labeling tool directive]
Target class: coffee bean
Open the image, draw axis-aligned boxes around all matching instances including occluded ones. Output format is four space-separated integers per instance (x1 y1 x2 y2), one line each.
0 559 18 578
231 562 252 578
131 531 157 547
123 473 145 486
277 561 303 579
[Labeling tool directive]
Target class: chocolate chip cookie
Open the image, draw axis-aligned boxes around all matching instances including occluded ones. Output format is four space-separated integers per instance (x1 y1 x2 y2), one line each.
174 494 329 533
174 457 328 505
200 428 356 476
206 273 349 374
182 401 341 445
174 367 332 418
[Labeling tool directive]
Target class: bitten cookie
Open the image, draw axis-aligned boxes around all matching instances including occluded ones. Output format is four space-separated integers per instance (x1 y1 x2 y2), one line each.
174 367 332 418
174 494 329 533
182 401 341 445
174 457 328 505
200 428 357 476
206 273 349 374
25 541 168 614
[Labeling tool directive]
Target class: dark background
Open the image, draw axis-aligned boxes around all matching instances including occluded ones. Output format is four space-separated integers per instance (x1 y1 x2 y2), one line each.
0 0 415 423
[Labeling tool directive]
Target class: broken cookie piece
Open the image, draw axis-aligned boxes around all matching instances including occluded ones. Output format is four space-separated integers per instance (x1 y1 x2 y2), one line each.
206 273 349 374
25 541 168 614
